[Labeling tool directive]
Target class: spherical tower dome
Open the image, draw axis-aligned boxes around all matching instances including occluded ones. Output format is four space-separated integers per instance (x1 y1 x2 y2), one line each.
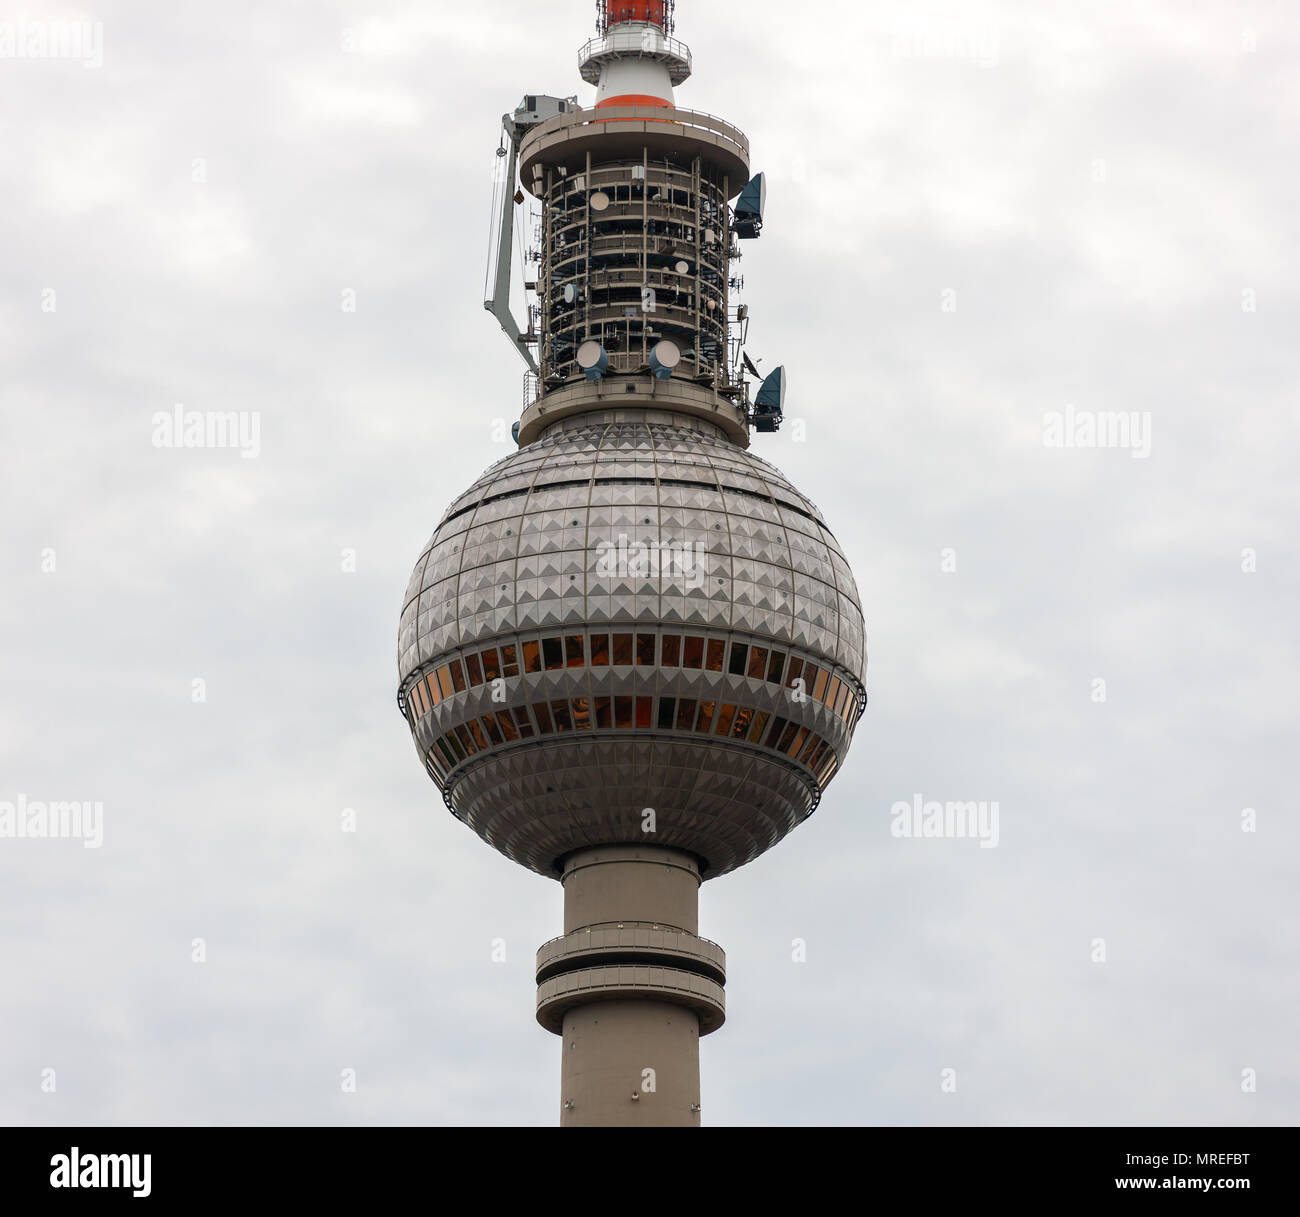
397 409 865 878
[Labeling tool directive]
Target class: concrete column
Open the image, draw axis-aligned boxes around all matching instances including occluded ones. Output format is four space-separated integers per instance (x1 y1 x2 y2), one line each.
537 846 722 1127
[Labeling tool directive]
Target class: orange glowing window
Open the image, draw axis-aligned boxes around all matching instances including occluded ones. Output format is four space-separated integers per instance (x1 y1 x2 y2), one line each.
675 699 698 731
767 651 785 684
532 702 554 734
748 710 770 743
635 696 653 728
454 725 477 755
715 704 737 736
543 638 565 671
729 643 748 676
731 706 753 738
468 719 489 750
776 722 800 753
612 633 634 666
437 667 454 699
786 658 804 688
637 634 656 666
802 663 819 696
551 700 572 731
426 674 442 708
662 635 681 666
449 660 466 693
465 655 483 687
590 634 610 666
522 641 542 674
496 711 519 743
512 707 535 739
813 669 829 702
826 676 841 708
565 636 586 668
615 696 634 728
800 735 822 765
696 700 716 733
786 727 809 758
747 646 768 680
596 697 613 728
682 636 704 669
501 644 520 678
657 698 676 729
481 648 502 681
572 697 592 730
706 639 725 672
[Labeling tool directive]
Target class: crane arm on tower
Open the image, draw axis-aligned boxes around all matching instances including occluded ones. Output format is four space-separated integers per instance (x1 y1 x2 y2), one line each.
483 113 539 374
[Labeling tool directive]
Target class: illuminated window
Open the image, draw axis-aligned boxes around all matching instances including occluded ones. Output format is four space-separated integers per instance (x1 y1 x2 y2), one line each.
748 710 770 743
481 715 503 746
565 635 586 668
637 634 656 666
658 697 677 729
468 719 489 750
496 711 519 742
596 697 613 728
826 676 841 708
543 637 564 671
696 700 716 732
636 696 653 728
501 644 520 678
465 654 483 687
551 700 572 731
786 726 809 757
449 660 466 693
572 697 592 730
800 735 822 765
611 633 633 665
786 658 803 688
590 634 610 666
676 699 698 731
512 707 535 739
813 669 829 701
767 651 785 684
437 667 454 699
731 706 753 738
715 704 737 736
481 649 501 681
615 696 634 728
706 639 725 671
426 674 442 708
683 636 704 669
662 635 681 666
454 725 477 755
523 641 542 674
747 646 768 680
532 702 554 734
729 643 748 676
765 716 789 749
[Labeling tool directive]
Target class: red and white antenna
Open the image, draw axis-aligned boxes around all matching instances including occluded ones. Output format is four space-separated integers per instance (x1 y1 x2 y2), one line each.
582 0 691 109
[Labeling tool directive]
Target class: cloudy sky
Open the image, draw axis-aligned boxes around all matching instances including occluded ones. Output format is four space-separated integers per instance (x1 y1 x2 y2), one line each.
2 0 1296 1126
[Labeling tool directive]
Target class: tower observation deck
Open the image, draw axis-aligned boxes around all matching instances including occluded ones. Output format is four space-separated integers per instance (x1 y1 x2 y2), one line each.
400 1 867 1126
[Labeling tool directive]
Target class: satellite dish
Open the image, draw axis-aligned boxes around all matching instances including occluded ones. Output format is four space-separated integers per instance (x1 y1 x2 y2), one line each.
674 260 690 275
650 340 681 379
563 284 579 304
590 191 610 212
576 340 609 380
706 298 716 310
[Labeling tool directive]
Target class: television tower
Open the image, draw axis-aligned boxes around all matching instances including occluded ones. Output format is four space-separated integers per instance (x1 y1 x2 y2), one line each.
398 0 866 1126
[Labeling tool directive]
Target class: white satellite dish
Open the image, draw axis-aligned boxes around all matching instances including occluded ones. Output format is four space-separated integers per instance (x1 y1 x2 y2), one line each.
576 340 608 374
590 191 610 212
675 260 690 275
651 339 681 371
563 284 579 304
